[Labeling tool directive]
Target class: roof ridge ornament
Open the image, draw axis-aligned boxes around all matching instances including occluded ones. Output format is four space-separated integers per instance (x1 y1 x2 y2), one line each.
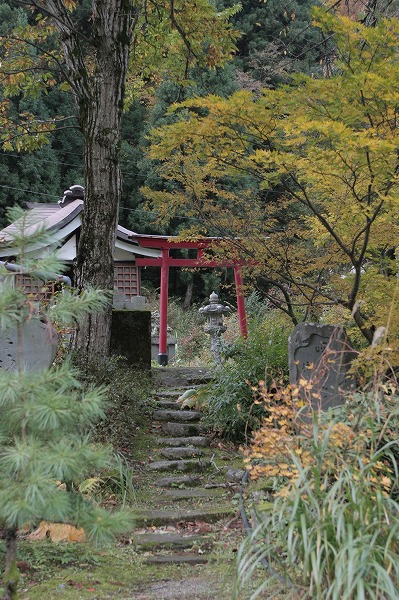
59 184 85 207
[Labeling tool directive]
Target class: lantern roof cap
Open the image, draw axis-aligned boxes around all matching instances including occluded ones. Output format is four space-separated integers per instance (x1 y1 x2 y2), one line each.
199 292 231 315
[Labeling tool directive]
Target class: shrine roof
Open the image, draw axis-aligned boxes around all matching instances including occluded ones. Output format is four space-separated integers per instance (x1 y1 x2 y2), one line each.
0 199 165 261
0 200 142 246
0 200 84 243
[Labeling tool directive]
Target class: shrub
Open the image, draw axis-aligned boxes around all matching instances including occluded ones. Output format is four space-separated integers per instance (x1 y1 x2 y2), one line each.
236 379 399 599
237 427 399 599
204 310 292 441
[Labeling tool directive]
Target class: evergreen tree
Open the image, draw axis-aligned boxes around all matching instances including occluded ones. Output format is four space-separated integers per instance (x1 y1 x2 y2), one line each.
219 0 328 88
0 0 84 222
0 208 131 600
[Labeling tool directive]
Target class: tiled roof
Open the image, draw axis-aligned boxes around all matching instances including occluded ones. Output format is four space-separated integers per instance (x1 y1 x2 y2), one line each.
0 200 161 259
0 200 84 243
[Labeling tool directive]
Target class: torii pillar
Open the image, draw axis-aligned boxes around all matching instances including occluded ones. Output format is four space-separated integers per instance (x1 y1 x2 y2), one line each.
157 256 247 366
133 235 248 366
234 266 248 339
158 248 170 366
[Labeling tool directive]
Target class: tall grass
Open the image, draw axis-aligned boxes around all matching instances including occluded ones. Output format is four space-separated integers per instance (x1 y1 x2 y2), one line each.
236 413 399 599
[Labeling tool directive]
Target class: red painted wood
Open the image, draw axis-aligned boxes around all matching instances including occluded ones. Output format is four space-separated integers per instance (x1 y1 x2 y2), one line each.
234 267 248 339
135 257 237 268
159 248 169 356
134 234 249 357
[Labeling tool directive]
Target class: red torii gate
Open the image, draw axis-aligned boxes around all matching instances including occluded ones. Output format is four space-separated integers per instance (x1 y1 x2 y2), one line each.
132 234 248 365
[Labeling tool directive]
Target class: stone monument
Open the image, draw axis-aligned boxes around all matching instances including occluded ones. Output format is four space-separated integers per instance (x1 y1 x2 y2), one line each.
288 323 356 411
0 320 58 372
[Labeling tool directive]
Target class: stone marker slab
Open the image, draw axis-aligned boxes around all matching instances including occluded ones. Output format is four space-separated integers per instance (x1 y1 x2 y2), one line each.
0 320 58 372
288 323 356 410
113 292 146 310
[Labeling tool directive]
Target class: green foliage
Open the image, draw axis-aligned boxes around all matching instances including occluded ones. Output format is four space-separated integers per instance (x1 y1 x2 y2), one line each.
0 0 240 150
89 358 153 455
205 309 291 441
236 418 399 599
97 453 137 508
0 211 133 596
149 297 210 366
144 10 399 347
0 539 102 581
325 383 399 496
0 84 83 225
220 0 328 86
238 373 399 598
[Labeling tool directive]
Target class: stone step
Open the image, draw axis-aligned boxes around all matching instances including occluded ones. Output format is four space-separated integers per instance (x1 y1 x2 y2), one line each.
134 506 235 527
154 368 211 389
144 554 210 565
134 532 209 550
153 409 202 423
153 475 201 488
160 447 203 460
156 436 211 448
148 459 210 473
161 422 203 437
155 390 183 397
154 400 180 410
153 475 202 488
163 488 226 501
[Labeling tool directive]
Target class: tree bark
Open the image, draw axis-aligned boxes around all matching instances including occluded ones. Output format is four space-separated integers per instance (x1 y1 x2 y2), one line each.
3 527 19 600
48 0 135 370
183 277 194 310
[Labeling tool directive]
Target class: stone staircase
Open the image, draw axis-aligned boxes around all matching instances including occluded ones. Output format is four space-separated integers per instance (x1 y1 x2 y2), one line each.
132 367 245 568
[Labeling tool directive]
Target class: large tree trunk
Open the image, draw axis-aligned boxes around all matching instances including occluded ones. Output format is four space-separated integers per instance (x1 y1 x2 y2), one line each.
74 48 126 368
48 0 134 370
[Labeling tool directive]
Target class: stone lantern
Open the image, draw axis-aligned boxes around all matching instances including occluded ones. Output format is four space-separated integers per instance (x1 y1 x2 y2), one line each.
199 291 231 362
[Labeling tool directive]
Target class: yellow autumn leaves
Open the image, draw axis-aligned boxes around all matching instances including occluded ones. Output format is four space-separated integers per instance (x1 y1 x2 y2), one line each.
144 10 399 347
243 379 395 496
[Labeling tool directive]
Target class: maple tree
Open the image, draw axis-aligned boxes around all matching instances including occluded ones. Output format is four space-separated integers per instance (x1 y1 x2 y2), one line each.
0 0 239 369
144 8 399 349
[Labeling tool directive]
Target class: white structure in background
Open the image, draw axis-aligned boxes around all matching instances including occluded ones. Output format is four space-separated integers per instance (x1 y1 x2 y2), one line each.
0 184 161 307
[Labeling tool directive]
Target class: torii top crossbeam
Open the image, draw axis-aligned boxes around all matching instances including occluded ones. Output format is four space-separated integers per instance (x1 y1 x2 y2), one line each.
131 234 248 365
